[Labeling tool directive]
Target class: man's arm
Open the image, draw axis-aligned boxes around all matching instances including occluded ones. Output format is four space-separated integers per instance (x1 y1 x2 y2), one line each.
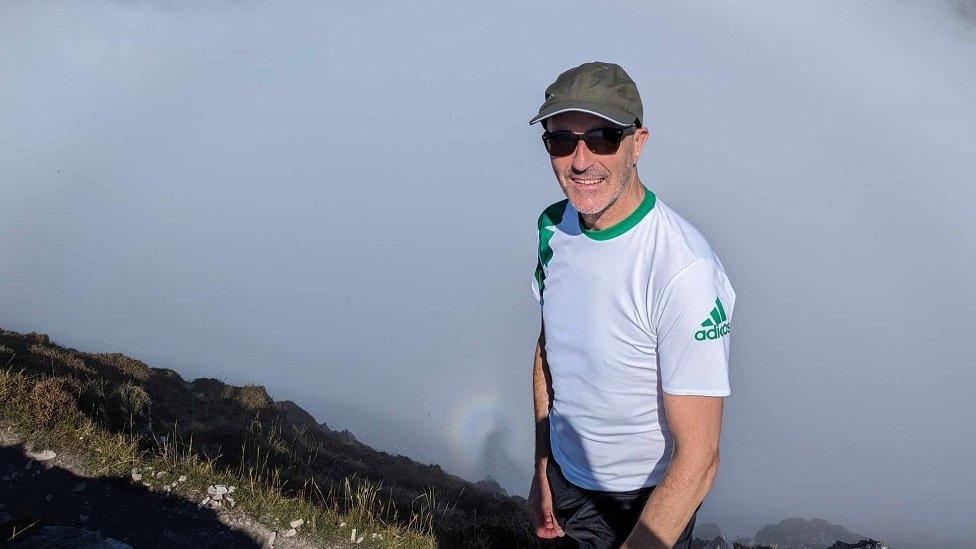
528 317 566 539
620 394 724 549
532 319 552 463
624 258 734 547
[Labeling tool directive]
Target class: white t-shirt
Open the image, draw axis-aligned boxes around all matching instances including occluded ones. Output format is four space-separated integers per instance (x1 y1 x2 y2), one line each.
531 183 736 492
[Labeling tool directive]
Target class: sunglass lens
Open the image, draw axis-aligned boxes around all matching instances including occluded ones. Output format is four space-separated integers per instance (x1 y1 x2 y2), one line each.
545 133 579 156
584 129 622 155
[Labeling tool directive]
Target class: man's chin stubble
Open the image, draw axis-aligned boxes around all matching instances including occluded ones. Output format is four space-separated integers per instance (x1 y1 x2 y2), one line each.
573 200 609 215
565 179 628 216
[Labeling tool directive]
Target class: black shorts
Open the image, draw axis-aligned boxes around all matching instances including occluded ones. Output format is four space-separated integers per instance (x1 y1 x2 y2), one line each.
543 456 698 549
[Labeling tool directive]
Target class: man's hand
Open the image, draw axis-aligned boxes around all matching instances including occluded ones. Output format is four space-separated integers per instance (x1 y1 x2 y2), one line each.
527 457 566 539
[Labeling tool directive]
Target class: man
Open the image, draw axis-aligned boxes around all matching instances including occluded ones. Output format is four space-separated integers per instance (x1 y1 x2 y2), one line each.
526 62 736 549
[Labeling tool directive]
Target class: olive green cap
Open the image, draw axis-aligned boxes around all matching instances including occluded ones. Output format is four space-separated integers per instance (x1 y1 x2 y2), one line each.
529 61 643 128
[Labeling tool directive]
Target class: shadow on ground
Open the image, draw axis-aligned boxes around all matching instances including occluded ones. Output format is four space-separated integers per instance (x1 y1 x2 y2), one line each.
0 443 261 548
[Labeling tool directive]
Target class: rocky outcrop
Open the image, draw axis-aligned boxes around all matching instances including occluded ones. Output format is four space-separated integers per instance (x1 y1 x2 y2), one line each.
336 429 358 444
275 400 322 432
826 539 888 549
474 475 508 497
755 518 865 549
696 522 723 540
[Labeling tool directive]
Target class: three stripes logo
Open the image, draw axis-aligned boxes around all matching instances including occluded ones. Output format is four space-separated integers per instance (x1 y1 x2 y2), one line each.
694 297 731 341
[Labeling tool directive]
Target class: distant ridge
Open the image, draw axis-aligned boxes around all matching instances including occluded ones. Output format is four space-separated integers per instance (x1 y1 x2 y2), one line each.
754 518 865 549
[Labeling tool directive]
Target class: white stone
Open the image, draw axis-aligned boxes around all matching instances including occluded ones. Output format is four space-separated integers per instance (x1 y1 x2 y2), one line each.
178 475 187 483
350 528 356 542
339 522 346 527
201 496 211 506
131 472 143 482
289 519 304 529
282 528 296 538
227 485 236 493
211 493 223 501
226 496 236 507
27 450 56 461
356 535 364 544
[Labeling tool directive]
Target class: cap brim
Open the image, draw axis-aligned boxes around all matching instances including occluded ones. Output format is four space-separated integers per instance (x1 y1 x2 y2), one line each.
528 100 636 126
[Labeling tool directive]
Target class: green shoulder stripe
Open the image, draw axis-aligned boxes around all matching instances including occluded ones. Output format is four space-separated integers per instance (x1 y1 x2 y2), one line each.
538 199 569 229
534 199 568 301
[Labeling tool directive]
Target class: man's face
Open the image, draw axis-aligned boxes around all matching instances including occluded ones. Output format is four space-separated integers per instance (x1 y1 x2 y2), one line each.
545 111 647 215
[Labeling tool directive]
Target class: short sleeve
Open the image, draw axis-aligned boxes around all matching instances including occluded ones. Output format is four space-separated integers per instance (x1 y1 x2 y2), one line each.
531 272 542 305
531 220 543 306
654 259 735 396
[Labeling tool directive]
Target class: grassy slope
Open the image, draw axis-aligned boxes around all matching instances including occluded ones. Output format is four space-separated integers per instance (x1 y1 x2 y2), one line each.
0 327 536 548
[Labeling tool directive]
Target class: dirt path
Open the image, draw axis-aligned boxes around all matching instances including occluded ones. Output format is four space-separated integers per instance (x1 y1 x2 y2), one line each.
0 427 342 548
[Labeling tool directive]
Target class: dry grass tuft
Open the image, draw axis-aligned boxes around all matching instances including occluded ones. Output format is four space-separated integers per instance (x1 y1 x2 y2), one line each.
29 376 78 427
30 344 94 375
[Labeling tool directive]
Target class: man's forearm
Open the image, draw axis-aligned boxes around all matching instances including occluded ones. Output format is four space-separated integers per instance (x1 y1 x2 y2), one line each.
620 449 719 548
532 331 552 463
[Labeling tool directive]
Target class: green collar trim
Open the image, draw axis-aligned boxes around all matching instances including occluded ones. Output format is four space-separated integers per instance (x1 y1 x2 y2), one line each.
578 184 656 241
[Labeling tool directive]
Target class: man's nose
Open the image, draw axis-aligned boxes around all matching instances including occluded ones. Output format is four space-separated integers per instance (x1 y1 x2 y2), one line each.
571 138 594 172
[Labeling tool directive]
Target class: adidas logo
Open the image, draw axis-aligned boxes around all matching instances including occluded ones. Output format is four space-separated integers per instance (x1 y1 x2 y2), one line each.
694 297 731 341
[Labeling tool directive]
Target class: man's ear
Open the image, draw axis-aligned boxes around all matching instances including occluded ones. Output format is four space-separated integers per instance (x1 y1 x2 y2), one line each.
632 127 650 165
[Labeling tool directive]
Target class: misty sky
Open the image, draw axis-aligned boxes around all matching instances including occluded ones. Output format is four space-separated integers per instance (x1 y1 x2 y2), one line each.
2 1 974 547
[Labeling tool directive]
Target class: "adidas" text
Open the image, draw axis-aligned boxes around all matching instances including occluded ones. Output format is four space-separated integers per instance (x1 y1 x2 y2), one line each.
695 322 731 341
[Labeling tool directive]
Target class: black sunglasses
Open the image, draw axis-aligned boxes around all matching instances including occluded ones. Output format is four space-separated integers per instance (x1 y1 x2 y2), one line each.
541 125 637 157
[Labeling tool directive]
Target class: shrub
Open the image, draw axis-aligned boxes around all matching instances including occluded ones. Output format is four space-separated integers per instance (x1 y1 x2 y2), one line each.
30 376 78 427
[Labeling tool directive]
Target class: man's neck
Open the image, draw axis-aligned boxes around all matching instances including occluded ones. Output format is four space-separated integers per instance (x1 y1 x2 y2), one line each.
579 177 645 231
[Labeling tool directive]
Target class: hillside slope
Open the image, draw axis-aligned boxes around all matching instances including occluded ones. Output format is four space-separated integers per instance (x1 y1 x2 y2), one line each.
0 327 536 548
